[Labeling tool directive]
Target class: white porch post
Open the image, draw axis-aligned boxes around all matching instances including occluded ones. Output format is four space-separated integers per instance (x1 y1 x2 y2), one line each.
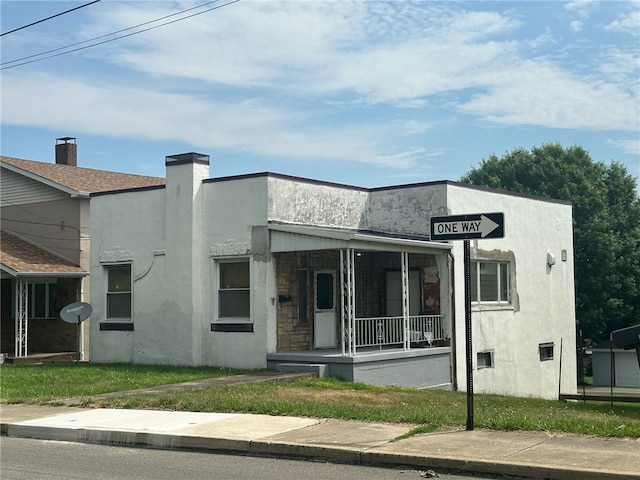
340 248 356 356
14 278 28 357
401 252 410 351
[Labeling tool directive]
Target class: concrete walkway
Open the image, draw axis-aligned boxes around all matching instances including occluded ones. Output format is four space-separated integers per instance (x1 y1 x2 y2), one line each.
1 373 639 480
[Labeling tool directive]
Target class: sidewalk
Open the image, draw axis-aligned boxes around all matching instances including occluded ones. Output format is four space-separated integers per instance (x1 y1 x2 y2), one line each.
2 375 639 480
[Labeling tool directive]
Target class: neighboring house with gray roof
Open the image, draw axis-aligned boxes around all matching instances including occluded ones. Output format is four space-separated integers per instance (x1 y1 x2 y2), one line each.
1 138 164 360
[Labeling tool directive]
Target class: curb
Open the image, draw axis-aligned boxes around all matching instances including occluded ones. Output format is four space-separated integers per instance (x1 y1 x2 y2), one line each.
3 422 636 480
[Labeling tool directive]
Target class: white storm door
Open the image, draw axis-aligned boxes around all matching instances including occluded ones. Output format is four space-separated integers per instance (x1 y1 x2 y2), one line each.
314 270 337 349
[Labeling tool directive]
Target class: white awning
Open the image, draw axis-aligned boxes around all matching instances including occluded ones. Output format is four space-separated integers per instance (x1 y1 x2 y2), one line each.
268 223 452 254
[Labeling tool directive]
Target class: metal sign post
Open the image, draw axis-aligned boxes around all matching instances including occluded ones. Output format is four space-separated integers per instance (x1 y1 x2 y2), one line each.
463 239 473 430
430 212 505 431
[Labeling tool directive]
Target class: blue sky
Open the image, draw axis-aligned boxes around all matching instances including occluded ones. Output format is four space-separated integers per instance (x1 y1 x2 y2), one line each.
1 0 638 188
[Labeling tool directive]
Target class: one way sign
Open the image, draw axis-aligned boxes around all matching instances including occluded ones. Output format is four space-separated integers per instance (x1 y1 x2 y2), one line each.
430 212 504 240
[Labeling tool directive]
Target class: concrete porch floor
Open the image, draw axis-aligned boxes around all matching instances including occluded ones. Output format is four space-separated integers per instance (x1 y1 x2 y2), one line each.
267 346 453 389
2 352 79 365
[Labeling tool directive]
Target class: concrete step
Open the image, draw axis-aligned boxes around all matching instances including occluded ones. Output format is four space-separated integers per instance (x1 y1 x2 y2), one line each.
275 363 327 377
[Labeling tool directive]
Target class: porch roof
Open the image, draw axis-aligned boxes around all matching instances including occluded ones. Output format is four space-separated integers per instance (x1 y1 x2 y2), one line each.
0 231 88 278
268 223 452 254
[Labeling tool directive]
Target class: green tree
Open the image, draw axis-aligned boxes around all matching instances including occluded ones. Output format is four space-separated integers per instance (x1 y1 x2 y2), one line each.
460 143 640 345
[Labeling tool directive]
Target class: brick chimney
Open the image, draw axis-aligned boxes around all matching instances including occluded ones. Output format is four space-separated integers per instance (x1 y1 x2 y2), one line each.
55 137 77 166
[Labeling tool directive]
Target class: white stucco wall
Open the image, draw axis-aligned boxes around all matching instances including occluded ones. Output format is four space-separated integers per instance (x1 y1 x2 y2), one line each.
202 176 272 369
446 184 577 399
90 187 167 364
367 183 449 235
267 176 369 229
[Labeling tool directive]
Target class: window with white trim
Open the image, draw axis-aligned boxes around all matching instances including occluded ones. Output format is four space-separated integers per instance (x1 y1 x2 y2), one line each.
470 261 510 303
105 265 131 320
28 281 58 319
477 351 494 368
217 259 250 320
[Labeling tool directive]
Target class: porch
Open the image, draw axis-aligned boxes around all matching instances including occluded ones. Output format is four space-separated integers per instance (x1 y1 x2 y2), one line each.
267 345 453 389
269 224 453 389
1 231 90 359
269 313 452 389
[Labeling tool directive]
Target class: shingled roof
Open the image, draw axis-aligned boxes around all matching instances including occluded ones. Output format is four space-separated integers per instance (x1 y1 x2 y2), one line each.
0 231 87 277
1 155 164 276
1 156 165 194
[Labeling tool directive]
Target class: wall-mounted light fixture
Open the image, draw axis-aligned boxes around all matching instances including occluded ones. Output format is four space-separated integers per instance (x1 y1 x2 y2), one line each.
547 252 556 267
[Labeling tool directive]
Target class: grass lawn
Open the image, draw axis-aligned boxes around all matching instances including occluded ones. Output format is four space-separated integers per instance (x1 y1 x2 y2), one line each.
2 363 639 438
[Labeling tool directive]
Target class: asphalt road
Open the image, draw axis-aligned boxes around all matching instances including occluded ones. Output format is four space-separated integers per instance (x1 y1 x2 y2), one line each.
0 437 509 480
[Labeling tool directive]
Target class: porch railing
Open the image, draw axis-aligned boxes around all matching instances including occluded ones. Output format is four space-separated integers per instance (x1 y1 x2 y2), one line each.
352 315 443 349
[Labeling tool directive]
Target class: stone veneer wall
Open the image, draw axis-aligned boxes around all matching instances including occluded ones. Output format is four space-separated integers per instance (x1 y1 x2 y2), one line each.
275 250 339 352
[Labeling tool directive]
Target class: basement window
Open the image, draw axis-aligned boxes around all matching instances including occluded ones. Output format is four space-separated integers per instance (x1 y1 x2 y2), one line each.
477 351 494 369
539 342 554 361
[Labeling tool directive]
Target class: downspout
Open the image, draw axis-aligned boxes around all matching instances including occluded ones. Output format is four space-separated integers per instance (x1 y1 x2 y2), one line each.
449 250 457 390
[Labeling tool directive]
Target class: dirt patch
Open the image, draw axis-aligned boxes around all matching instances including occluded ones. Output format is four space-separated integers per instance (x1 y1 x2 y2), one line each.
277 387 399 405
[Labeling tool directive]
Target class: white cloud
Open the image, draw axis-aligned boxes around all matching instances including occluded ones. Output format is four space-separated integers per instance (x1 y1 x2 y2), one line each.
457 59 639 131
564 0 596 18
606 9 640 36
89 1 366 87
2 0 638 171
81 1 521 103
0 72 425 170
606 138 640 156
403 120 432 135
570 20 583 32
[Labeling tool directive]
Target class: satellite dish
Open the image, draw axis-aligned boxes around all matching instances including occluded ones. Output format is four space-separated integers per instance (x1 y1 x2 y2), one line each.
60 301 93 324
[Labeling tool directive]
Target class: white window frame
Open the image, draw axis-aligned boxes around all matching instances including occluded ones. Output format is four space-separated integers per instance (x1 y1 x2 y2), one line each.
104 264 132 321
477 350 494 369
214 257 251 322
470 260 511 304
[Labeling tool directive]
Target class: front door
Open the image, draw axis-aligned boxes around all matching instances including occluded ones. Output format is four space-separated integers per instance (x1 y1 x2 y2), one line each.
314 270 337 348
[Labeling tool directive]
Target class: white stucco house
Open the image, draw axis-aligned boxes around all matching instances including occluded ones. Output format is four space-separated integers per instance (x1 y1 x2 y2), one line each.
89 152 577 399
